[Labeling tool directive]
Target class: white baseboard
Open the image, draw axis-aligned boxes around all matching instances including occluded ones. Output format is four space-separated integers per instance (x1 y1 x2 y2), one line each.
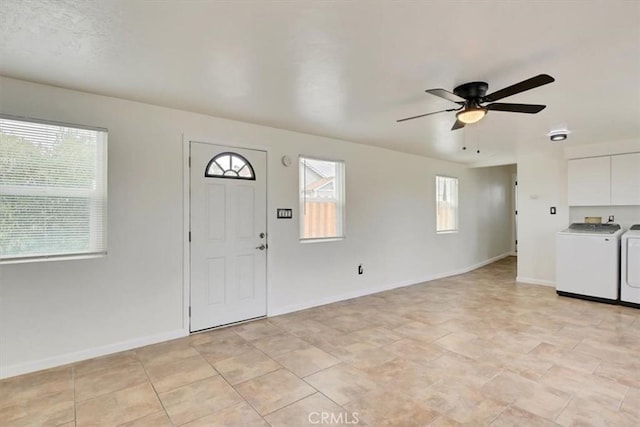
268 277 424 317
516 276 555 287
430 252 512 281
0 329 187 379
269 252 513 317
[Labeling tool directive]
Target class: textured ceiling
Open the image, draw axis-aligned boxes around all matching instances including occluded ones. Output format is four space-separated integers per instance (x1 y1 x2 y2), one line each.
1 0 639 165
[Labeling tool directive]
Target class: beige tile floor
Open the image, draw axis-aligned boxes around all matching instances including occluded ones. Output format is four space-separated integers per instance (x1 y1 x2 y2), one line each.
1 257 639 426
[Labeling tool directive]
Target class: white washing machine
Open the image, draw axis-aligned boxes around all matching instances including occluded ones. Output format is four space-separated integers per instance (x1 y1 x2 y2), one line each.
556 223 623 302
621 224 640 307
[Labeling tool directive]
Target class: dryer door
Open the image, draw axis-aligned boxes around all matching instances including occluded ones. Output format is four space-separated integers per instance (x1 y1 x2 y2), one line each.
627 236 640 288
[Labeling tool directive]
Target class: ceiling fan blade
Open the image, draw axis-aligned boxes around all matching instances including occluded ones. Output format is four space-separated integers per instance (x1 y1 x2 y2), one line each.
484 74 555 102
397 108 458 123
451 119 465 130
426 89 466 104
486 103 546 113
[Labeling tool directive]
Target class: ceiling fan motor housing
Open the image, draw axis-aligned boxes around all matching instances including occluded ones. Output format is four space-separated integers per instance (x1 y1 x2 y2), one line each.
453 82 489 101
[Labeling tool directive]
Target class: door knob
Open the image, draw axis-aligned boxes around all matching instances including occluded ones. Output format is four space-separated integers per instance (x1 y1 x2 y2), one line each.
256 244 267 250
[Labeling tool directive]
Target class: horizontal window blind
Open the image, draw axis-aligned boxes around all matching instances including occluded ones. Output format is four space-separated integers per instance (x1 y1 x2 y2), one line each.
0 115 107 262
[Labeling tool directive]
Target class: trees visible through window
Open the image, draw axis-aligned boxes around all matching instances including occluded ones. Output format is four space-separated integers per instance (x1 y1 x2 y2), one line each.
0 115 108 262
299 157 345 240
205 152 255 180
436 175 458 233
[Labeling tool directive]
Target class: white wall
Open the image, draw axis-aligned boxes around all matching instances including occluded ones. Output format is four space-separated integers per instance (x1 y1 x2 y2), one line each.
0 77 514 378
516 150 569 286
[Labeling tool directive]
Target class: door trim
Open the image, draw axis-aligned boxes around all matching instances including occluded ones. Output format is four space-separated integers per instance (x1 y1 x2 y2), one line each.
182 137 190 334
182 135 270 333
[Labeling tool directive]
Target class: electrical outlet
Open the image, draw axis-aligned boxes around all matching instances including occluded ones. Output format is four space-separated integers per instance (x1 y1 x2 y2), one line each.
358 264 363 275
550 207 556 215
608 215 615 222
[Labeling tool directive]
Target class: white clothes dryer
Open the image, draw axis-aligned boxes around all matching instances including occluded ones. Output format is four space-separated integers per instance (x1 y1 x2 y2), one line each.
621 224 640 307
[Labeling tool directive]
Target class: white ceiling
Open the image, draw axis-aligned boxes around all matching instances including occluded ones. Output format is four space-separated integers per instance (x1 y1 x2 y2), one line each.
1 1 639 165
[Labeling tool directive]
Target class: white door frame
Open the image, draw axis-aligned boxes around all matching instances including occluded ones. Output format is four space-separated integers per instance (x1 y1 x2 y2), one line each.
512 172 518 255
182 135 269 333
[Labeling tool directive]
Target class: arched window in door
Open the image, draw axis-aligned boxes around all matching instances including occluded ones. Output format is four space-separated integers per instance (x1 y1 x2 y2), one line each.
205 152 255 180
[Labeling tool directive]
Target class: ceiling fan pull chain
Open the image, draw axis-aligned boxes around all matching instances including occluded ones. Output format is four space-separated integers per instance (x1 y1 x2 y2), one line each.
462 128 467 150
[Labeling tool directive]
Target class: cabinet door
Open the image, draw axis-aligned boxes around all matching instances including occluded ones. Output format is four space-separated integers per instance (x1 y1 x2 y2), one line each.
568 157 611 206
611 153 640 206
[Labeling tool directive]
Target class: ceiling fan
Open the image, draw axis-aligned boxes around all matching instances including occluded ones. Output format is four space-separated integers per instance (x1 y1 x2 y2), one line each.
397 74 555 130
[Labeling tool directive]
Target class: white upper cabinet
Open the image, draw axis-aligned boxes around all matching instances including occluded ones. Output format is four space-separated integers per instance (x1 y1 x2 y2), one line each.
568 156 611 206
611 153 640 205
568 153 640 206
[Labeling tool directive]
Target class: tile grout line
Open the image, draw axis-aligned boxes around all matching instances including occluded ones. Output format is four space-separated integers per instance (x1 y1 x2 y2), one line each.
487 405 509 426
297 362 380 417
72 366 77 427
72 361 151 405
617 386 630 412
134 350 176 427
213 348 284 387
553 394 575 423
258 385 317 418
135 346 259 423
213 359 270 425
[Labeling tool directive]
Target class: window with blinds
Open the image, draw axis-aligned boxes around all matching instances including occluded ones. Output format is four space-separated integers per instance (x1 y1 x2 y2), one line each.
0 115 108 263
436 175 459 233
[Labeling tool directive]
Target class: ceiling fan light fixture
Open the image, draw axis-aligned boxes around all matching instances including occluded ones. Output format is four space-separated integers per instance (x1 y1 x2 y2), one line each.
456 107 486 124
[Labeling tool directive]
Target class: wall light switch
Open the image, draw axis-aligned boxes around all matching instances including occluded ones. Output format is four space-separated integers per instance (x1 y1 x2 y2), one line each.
277 208 293 219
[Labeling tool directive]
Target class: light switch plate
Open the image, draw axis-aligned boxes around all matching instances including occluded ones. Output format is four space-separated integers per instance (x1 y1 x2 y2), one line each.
277 208 293 219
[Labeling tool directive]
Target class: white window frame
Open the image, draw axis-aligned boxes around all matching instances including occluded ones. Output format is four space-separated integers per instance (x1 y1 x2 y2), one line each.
299 156 346 242
436 175 459 234
0 114 108 264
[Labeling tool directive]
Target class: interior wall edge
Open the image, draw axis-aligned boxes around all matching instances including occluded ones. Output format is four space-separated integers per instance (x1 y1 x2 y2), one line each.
515 276 555 287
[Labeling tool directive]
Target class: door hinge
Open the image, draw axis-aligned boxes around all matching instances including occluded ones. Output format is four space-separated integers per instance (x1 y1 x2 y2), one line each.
188 156 191 167
188 307 191 317
188 231 191 242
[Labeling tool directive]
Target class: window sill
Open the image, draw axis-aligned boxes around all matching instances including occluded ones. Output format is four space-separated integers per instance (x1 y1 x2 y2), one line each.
300 237 345 244
436 230 459 235
0 252 107 265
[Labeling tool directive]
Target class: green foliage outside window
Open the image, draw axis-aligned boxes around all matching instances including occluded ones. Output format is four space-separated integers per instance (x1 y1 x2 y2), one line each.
0 126 102 259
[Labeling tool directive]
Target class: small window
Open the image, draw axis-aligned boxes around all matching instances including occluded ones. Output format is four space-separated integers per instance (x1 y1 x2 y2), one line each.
205 152 255 180
436 176 458 233
0 115 108 263
300 157 345 240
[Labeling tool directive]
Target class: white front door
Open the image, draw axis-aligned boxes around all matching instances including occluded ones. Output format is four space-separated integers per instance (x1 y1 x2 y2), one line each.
190 142 267 331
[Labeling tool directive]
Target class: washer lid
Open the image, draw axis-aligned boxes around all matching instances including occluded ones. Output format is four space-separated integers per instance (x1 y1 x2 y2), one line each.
567 223 621 234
